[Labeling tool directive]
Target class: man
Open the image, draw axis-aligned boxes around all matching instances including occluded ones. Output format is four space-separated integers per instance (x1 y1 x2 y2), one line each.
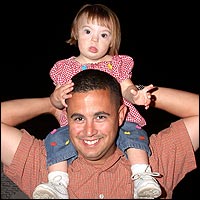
1 69 199 199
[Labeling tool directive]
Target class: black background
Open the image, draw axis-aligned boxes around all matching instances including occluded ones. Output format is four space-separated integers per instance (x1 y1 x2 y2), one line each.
1 1 199 199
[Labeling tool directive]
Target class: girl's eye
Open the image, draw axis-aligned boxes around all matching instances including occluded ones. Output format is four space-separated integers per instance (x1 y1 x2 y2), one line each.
84 29 91 34
101 33 108 38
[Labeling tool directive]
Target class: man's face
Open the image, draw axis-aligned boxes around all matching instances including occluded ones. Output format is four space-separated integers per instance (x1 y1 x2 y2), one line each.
66 89 126 165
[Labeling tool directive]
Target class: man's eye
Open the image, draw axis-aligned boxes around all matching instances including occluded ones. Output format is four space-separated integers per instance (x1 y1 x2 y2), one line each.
97 115 106 120
74 117 84 121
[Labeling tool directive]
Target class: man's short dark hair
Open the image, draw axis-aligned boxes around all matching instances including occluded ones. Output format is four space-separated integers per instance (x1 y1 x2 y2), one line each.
71 69 123 108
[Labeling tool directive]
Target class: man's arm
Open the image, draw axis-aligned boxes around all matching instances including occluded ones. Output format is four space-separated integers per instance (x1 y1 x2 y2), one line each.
1 97 54 166
1 98 54 126
151 87 199 151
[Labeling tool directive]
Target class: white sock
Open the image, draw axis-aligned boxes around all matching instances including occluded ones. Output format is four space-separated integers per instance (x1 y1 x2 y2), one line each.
131 164 151 176
48 171 69 188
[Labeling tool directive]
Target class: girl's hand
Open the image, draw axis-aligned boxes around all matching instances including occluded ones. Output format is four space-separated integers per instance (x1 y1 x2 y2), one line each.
50 80 74 109
131 84 155 109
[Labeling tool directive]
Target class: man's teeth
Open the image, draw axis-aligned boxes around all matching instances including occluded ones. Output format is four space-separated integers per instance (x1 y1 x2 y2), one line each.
84 139 98 145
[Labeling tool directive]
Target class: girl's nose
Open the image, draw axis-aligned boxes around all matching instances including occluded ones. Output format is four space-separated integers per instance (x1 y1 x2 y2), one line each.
91 35 98 42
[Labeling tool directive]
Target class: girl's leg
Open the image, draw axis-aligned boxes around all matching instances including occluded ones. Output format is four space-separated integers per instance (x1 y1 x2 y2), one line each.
48 161 68 172
32 161 69 199
117 122 161 199
32 126 77 199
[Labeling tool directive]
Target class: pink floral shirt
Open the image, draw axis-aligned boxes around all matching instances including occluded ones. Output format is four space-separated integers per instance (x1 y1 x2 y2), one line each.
50 55 146 127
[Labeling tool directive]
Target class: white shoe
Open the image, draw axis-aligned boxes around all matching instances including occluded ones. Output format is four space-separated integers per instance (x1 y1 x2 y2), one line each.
32 171 69 199
132 171 161 199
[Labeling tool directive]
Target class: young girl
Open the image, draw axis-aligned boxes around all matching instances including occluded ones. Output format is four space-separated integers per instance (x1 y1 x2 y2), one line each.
33 4 161 199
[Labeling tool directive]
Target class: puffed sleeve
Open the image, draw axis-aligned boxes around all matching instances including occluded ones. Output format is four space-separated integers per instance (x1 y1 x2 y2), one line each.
112 55 134 82
49 57 79 85
50 60 66 85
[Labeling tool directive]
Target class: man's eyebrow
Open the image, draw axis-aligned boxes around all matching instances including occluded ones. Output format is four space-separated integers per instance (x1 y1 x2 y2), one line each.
70 112 110 118
70 113 84 118
94 111 110 116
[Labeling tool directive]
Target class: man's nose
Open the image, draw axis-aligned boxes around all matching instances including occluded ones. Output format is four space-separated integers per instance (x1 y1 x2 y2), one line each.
84 122 97 136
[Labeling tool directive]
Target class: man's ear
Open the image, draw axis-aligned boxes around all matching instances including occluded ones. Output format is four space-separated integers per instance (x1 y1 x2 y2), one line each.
118 104 127 126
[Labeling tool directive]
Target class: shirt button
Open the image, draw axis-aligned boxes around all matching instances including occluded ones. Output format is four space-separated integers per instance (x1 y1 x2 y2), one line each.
99 194 104 199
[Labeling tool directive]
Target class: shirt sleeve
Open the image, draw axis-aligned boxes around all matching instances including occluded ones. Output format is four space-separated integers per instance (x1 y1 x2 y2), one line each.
3 130 48 199
112 55 134 82
49 57 77 85
149 119 197 198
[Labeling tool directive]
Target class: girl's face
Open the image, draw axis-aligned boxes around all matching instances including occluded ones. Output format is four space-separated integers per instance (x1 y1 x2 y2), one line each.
77 15 112 62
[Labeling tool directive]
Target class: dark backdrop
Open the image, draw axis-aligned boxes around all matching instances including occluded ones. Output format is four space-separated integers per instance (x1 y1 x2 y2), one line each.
1 1 199 199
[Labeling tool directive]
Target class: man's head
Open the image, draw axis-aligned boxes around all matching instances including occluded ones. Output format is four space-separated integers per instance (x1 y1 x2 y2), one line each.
66 69 127 164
